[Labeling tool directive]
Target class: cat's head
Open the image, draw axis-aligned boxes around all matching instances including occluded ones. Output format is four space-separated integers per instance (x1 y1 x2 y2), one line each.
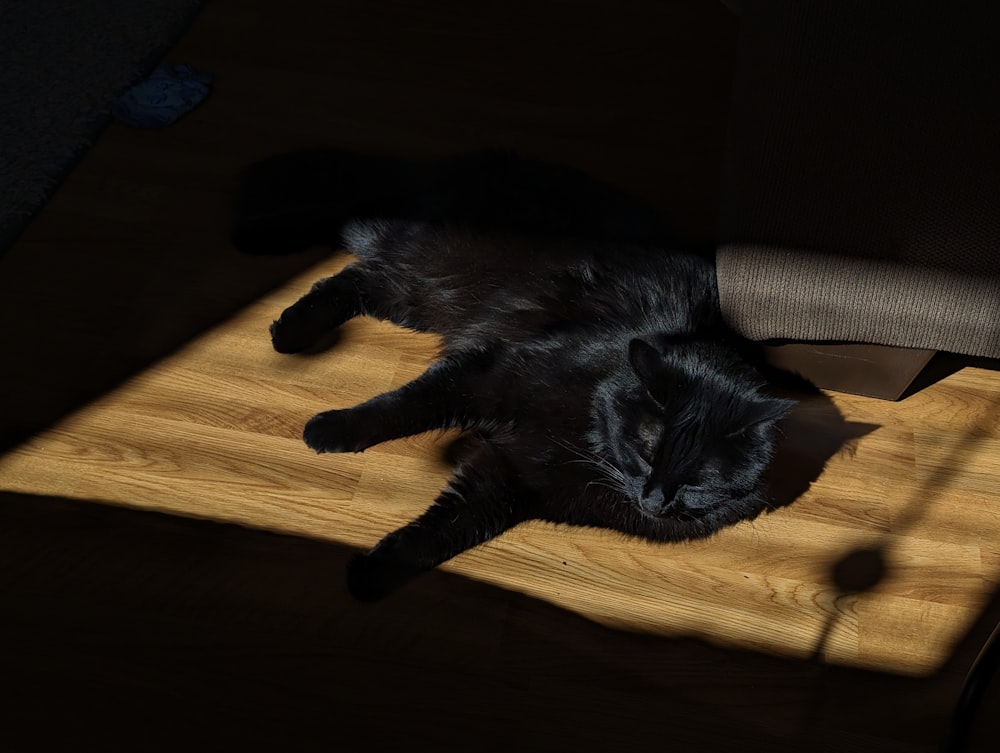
587 336 795 540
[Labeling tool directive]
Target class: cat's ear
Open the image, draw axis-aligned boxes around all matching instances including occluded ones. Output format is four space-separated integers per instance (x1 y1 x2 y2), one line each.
628 338 663 386
730 395 796 437
629 338 676 406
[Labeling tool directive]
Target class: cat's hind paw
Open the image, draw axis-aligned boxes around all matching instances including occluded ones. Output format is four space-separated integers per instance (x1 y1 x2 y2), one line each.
346 552 417 602
303 409 370 453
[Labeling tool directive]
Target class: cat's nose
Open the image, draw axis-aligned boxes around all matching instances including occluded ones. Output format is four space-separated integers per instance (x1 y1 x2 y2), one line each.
639 478 688 516
638 486 668 515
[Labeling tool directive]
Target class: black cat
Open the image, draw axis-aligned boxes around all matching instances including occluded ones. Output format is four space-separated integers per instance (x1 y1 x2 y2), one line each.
233 148 797 601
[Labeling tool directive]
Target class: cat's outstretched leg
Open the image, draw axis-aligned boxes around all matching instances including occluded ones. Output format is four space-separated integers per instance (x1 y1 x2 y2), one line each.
303 349 494 452
347 441 527 601
270 264 371 353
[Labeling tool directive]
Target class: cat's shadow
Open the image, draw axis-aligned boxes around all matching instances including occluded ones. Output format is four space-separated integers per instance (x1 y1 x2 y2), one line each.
766 389 877 510
291 327 346 355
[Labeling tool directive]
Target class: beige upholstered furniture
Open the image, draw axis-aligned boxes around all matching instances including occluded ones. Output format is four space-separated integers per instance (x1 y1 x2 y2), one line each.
714 0 1000 398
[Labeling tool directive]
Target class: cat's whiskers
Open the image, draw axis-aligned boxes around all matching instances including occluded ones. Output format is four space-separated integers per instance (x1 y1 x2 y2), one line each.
549 436 628 495
584 479 626 496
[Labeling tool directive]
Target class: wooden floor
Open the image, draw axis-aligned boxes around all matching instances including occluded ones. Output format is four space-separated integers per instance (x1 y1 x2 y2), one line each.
2 1 999 751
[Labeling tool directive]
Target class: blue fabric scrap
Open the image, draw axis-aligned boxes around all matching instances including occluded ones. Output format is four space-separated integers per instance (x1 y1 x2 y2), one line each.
112 63 214 128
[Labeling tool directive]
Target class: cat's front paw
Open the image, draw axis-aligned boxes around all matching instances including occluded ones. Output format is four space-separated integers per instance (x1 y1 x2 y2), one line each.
270 309 318 354
303 409 370 453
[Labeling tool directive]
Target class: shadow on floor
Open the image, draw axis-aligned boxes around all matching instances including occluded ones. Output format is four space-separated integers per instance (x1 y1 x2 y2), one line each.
2 491 998 753
0 228 331 455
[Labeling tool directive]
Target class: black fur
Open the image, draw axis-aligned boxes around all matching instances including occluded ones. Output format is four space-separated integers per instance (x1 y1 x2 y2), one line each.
233 149 797 601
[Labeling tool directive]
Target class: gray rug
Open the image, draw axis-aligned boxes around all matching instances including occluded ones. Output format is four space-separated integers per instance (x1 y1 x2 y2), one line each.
0 0 206 251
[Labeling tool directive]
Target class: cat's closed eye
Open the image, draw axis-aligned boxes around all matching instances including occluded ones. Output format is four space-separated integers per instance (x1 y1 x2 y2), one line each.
633 413 663 463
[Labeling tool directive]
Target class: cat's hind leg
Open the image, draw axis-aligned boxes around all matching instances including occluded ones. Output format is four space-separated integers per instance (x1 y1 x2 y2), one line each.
269 264 371 353
347 440 527 601
303 348 494 452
